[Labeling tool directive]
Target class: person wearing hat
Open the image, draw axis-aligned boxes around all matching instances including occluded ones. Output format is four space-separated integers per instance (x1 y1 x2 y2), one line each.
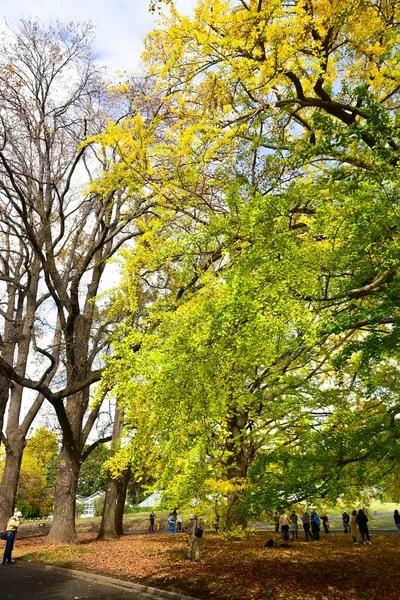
186 514 202 562
2 511 22 565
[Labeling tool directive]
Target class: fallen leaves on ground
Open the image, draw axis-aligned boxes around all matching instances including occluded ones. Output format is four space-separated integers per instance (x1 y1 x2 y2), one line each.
14 532 400 600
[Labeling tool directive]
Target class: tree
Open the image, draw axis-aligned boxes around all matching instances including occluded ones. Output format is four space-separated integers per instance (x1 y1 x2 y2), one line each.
77 444 108 498
92 0 400 524
16 428 58 517
0 19 152 543
97 406 125 540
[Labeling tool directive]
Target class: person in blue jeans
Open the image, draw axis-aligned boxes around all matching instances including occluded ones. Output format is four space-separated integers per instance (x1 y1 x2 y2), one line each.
394 509 400 535
2 511 21 565
168 512 176 533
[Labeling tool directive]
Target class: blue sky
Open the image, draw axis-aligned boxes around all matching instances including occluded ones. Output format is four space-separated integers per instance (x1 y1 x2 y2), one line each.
0 0 196 72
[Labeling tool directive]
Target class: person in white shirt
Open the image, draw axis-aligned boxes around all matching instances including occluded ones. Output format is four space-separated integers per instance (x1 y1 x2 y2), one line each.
176 513 183 533
279 511 290 543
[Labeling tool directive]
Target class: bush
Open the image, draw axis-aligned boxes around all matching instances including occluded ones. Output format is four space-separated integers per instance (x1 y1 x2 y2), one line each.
219 525 258 541
94 494 105 517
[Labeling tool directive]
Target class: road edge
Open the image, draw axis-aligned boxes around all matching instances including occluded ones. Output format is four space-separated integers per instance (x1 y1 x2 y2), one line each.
19 560 200 600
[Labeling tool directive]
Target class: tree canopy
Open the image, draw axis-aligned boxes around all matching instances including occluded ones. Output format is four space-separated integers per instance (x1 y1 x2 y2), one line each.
86 0 400 526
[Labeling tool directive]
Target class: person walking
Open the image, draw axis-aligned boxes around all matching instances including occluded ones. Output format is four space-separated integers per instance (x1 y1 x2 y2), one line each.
394 509 400 535
2 511 21 565
279 510 291 543
168 512 176 534
321 514 330 534
186 514 202 562
301 509 314 541
290 511 298 540
356 509 371 544
310 510 321 540
350 509 359 544
149 511 156 532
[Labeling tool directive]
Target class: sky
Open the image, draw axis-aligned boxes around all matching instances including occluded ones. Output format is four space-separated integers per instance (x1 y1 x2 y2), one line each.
0 0 197 434
0 0 196 73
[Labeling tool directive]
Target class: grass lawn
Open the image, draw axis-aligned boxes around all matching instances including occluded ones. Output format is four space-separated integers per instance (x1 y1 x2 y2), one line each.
13 530 400 600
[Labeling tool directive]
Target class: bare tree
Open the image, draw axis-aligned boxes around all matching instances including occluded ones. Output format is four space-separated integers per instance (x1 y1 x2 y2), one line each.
0 20 150 543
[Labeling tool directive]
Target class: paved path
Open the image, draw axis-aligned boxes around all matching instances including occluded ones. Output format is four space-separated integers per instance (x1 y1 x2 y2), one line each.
0 562 197 600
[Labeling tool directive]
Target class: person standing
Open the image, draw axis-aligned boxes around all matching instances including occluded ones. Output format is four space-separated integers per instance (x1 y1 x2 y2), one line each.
310 510 320 541
321 514 330 534
394 509 400 535
176 513 183 533
168 512 176 534
186 514 202 562
290 511 298 540
301 510 314 541
342 511 350 533
350 510 359 544
149 511 156 532
356 509 371 545
279 510 290 543
2 511 21 565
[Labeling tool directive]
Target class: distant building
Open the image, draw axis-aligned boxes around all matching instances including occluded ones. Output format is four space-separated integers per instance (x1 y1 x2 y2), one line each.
138 491 162 508
76 491 104 518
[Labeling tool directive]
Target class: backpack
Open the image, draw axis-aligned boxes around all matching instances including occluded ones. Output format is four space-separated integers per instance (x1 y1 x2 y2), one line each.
194 526 203 538
265 538 277 548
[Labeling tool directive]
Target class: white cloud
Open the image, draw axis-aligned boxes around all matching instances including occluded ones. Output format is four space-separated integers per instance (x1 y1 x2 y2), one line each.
0 0 196 73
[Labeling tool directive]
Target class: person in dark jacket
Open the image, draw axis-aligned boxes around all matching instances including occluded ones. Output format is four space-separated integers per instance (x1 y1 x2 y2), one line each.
149 511 156 532
342 511 350 533
301 510 314 541
394 509 400 535
310 510 320 541
356 509 371 544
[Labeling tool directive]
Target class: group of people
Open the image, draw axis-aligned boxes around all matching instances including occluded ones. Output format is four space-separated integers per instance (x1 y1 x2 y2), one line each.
149 509 184 533
341 510 371 544
274 508 373 545
167 509 183 533
275 509 327 542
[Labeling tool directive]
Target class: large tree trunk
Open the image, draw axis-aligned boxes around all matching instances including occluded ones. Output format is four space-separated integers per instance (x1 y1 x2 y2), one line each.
44 444 80 545
97 406 124 540
97 474 119 540
115 467 131 536
0 433 24 529
224 410 252 531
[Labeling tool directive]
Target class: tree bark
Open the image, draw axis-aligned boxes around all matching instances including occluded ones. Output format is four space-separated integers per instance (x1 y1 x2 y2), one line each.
224 410 251 530
97 475 119 540
115 467 131 536
0 433 24 529
97 406 124 540
44 444 80 545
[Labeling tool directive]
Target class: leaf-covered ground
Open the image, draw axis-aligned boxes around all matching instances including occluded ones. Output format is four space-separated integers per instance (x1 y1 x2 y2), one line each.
14 532 400 600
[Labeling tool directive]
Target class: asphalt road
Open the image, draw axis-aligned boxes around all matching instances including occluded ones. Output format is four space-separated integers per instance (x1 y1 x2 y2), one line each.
0 562 177 600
